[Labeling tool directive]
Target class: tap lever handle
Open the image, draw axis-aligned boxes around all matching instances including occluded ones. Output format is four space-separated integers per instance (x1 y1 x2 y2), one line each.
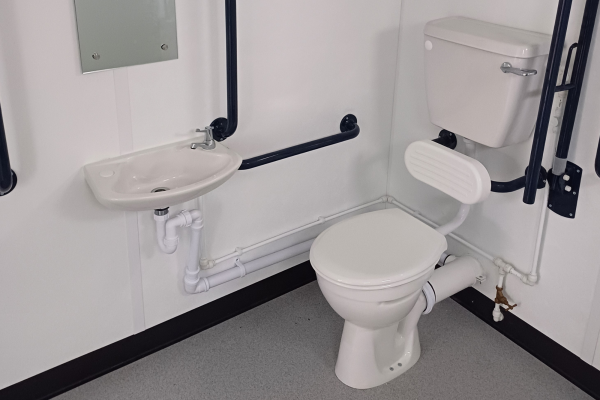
196 126 214 140
196 126 214 134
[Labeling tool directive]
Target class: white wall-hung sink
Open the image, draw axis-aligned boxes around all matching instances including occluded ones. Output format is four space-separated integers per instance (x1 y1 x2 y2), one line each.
84 138 242 211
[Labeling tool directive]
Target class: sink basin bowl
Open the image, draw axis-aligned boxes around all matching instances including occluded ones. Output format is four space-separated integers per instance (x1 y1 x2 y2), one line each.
84 138 243 211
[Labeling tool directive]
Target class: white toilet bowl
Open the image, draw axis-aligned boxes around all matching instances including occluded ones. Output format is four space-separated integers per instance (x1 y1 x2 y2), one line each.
310 208 447 389
307 15 545 389
316 275 430 389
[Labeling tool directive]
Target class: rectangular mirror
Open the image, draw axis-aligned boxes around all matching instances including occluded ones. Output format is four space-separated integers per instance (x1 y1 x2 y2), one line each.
74 0 178 73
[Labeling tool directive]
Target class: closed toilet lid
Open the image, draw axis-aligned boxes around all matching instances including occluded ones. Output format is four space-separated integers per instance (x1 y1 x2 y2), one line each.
310 209 447 288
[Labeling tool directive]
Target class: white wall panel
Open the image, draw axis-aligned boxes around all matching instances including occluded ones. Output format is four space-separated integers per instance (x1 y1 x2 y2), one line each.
388 0 600 357
0 0 402 387
127 0 401 328
11 0 599 388
0 0 133 388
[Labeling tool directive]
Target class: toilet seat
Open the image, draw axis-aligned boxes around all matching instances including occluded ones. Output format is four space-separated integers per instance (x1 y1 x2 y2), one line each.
310 209 447 290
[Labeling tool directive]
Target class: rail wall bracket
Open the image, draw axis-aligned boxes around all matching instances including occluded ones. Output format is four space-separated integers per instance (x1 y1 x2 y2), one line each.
548 162 582 219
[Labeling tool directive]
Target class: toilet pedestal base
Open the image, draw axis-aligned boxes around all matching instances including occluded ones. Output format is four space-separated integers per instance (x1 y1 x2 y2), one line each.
334 294 425 389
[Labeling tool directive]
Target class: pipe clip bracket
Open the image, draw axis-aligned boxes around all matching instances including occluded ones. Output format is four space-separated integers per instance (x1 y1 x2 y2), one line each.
235 259 247 278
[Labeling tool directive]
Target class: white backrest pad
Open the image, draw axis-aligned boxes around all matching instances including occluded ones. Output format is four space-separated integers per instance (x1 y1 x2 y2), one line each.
405 140 491 204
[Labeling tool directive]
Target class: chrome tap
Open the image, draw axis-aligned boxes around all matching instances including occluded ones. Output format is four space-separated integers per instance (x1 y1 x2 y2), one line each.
191 126 216 150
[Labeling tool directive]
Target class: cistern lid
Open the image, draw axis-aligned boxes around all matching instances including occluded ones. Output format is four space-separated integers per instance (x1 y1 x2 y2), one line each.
310 209 447 289
425 17 552 58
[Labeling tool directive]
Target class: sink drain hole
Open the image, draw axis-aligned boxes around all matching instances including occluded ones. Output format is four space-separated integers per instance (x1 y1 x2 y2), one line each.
151 187 171 216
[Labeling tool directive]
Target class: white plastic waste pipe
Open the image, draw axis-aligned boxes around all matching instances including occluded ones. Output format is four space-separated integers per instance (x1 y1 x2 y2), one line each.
456 139 548 286
154 210 202 254
463 138 477 157
157 198 384 294
154 215 175 254
492 185 549 287
155 209 205 296
210 198 386 267
154 194 542 310
528 184 550 284
387 196 534 322
190 239 314 294
154 209 206 293
183 217 204 293
389 198 495 262
389 197 545 286
427 256 483 304
492 270 506 322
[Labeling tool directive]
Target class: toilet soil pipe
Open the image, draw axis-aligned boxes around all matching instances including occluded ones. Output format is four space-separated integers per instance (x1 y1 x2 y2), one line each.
191 239 314 294
428 256 483 304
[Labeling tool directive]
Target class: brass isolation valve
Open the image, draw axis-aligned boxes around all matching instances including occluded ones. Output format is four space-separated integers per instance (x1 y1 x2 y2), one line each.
495 286 517 312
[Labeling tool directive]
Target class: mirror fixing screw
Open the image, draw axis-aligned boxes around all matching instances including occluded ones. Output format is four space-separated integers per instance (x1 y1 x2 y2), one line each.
92 53 100 60
161 44 168 51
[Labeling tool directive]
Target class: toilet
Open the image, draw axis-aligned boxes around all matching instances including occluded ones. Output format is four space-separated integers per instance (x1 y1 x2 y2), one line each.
310 16 551 389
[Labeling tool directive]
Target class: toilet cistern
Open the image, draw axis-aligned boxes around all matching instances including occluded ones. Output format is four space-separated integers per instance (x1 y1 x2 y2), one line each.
424 16 551 148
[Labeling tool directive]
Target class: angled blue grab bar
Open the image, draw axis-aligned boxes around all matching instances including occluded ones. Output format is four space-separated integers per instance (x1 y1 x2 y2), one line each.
239 115 360 170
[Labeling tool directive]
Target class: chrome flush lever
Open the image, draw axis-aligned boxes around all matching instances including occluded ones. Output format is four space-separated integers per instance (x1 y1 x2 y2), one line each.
500 62 538 77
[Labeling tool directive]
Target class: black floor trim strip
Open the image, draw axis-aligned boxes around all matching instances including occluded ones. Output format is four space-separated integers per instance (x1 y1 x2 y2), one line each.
3 263 599 400
0 262 317 400
452 287 600 400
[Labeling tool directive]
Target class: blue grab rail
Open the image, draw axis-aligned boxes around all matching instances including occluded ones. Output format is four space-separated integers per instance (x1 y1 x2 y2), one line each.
239 115 360 170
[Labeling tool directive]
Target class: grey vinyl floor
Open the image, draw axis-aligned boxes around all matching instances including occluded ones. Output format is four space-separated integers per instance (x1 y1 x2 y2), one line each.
56 282 591 400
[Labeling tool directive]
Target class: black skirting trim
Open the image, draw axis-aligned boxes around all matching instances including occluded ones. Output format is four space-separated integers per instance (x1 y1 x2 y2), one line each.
3 263 599 400
452 287 600 399
0 262 317 400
